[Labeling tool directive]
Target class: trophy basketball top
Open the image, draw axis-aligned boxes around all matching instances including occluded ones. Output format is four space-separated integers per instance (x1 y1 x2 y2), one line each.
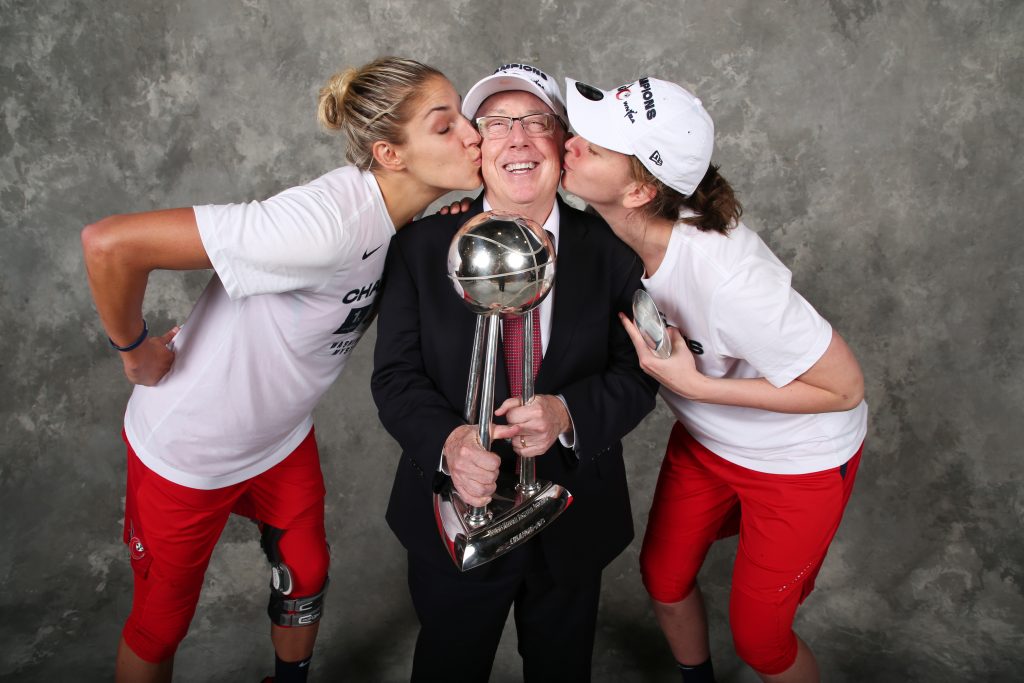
447 211 556 316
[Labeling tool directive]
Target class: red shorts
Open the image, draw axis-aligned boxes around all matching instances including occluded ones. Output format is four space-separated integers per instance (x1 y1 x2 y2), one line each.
640 423 862 675
121 428 329 663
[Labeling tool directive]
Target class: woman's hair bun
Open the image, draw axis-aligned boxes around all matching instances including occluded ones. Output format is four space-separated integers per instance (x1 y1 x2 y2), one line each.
317 67 359 130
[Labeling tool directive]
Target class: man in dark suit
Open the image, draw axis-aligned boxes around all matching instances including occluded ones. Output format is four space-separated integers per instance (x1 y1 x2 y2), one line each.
371 63 657 682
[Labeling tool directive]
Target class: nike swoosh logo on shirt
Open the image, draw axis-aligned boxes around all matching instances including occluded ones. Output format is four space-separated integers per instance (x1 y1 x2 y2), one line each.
362 244 383 260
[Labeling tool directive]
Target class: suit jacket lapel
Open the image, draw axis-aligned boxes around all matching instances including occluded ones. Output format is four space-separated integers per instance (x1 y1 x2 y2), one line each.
537 199 588 393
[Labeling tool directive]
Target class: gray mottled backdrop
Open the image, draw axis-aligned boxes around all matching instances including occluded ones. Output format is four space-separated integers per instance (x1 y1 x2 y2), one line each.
2 0 1022 681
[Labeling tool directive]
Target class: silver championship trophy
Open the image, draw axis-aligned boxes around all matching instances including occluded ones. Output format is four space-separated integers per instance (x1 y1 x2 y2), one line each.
435 210 573 571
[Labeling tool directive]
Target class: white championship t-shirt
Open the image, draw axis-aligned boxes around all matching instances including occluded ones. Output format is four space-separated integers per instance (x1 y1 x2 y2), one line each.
124 167 395 489
643 218 868 475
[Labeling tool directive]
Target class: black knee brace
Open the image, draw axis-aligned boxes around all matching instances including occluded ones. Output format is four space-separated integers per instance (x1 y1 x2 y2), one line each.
268 577 330 627
260 523 329 627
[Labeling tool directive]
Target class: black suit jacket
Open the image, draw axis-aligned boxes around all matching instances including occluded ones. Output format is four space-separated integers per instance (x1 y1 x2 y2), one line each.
371 196 658 581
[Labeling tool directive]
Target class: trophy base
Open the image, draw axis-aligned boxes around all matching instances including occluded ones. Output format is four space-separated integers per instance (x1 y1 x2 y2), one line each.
434 471 573 572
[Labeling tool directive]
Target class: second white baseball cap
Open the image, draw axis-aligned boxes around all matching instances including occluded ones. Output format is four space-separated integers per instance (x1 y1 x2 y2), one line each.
564 76 714 197
463 63 567 122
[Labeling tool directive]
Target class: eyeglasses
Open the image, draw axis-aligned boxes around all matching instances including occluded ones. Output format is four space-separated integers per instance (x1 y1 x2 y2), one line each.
475 113 562 140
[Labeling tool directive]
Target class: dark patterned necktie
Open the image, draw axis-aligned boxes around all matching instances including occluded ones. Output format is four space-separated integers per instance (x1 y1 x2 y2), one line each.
503 311 542 399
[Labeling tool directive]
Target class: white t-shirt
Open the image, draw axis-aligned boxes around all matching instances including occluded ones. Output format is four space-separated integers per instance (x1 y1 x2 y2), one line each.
643 218 868 475
124 167 395 489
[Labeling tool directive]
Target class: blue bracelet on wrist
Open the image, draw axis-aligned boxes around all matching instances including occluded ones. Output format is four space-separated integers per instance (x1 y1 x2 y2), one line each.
109 319 148 352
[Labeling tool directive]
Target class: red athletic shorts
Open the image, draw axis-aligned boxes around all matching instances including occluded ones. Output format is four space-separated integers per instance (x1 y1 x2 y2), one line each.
640 423 862 675
121 428 329 663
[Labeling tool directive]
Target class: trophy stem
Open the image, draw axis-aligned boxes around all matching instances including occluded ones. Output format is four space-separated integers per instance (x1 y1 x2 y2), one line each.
477 314 500 451
464 316 487 423
466 314 500 527
517 309 542 496
465 507 490 528
521 309 535 407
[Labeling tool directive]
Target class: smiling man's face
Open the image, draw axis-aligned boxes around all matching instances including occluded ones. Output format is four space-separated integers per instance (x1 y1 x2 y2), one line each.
477 90 566 224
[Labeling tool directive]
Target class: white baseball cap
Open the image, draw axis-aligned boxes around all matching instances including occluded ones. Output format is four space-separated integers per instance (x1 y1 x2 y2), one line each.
564 76 714 197
462 63 567 122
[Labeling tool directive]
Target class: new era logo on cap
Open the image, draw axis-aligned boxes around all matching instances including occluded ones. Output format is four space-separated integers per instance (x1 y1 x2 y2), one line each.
649 150 664 166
